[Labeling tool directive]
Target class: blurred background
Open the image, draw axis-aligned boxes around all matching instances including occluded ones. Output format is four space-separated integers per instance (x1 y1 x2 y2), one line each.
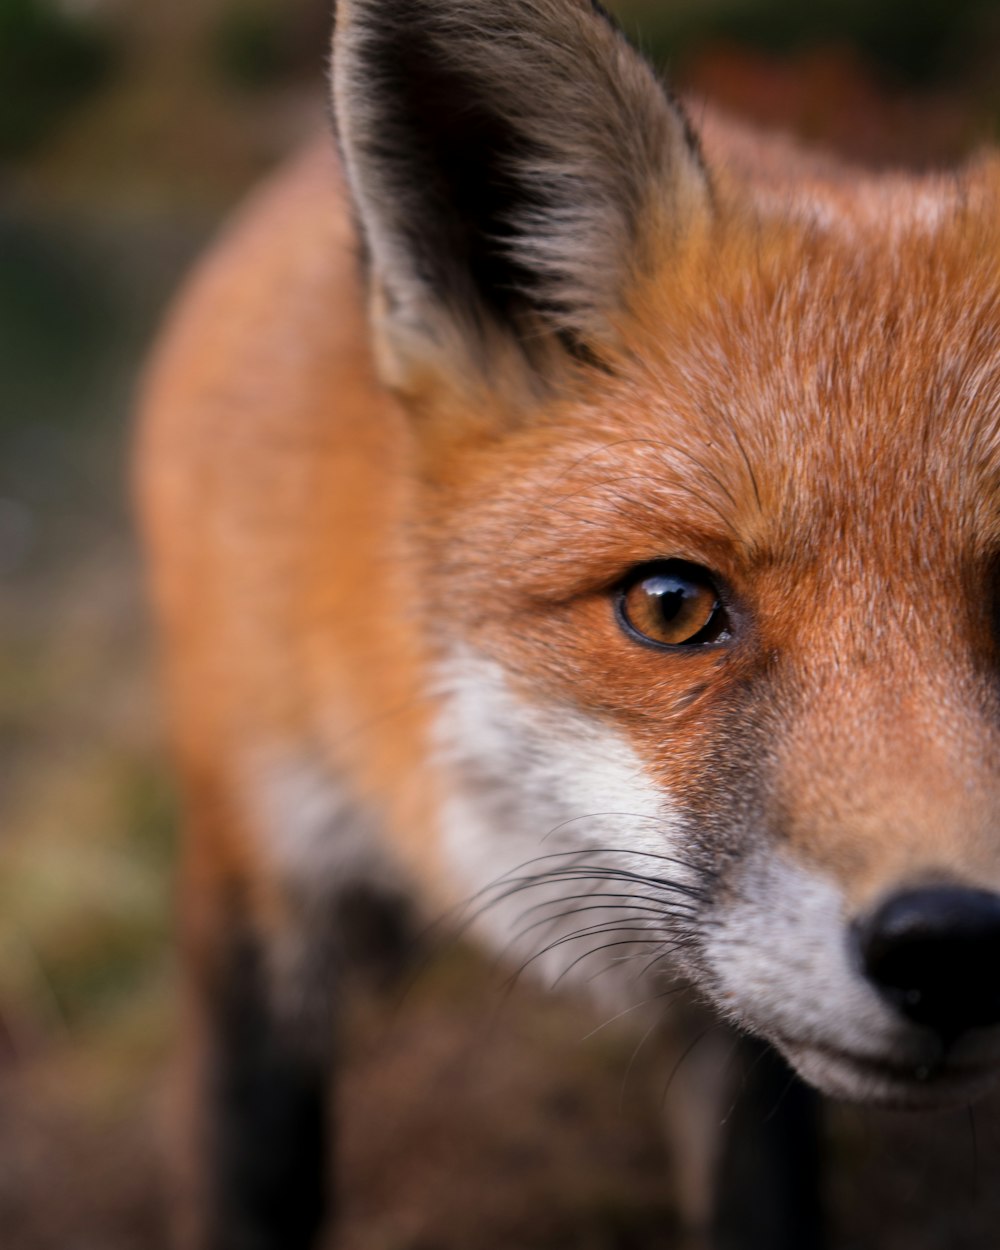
4 1 1000 1246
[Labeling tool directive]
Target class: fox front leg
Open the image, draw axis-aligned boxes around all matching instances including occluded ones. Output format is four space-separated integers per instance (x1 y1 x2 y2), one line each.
709 1032 826 1250
171 820 336 1250
662 1021 826 1250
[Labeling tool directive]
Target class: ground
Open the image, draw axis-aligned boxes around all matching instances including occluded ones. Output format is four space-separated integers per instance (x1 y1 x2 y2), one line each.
3 954 1000 1249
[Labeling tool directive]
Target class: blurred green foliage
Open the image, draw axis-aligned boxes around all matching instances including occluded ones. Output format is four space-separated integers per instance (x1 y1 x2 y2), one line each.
212 1 288 89
617 0 1000 83
211 0 330 91
0 0 115 158
0 216 114 432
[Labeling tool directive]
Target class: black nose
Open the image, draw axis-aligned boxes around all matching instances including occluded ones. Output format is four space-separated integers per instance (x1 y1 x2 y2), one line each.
855 886 1000 1041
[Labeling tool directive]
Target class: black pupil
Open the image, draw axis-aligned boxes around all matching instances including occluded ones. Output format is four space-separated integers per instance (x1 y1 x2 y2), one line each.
647 575 698 622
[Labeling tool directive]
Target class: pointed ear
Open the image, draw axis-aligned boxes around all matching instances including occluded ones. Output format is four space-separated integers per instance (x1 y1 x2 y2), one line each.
331 0 712 398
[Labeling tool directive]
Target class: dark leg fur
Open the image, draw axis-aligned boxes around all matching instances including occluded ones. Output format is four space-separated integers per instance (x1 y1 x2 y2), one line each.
710 1033 826 1250
174 830 416 1250
204 919 332 1250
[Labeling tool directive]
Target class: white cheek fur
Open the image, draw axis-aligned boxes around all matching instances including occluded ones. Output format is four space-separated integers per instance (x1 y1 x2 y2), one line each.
432 648 701 1001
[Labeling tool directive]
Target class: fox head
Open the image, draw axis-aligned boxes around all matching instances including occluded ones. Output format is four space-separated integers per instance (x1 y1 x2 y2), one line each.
333 0 1000 1106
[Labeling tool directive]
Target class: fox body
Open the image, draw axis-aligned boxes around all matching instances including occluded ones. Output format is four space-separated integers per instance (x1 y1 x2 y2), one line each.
139 1 1000 1246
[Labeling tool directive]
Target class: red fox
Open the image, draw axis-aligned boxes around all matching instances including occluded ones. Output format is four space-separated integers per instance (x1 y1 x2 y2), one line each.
137 1 1000 1247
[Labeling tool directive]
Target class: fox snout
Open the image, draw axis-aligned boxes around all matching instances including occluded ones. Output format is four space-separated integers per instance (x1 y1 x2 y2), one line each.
854 885 1000 1042
701 835 1000 1108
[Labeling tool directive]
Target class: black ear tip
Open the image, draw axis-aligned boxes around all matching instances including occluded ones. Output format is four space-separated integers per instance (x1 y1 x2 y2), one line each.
588 0 625 32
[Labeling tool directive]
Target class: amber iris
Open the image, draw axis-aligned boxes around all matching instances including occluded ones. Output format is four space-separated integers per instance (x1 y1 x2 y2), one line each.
618 562 726 648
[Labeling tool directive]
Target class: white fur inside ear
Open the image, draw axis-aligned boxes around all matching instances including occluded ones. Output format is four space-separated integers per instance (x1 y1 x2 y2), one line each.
432 647 701 1004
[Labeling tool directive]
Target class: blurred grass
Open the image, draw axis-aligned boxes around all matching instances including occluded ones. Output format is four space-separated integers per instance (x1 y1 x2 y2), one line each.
0 529 174 1050
0 753 174 1029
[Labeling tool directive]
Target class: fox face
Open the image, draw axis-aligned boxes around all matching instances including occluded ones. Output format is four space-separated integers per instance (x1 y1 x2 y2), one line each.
333 0 1000 1108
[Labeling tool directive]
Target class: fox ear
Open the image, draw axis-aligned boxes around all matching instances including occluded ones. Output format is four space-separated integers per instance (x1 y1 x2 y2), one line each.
332 0 711 396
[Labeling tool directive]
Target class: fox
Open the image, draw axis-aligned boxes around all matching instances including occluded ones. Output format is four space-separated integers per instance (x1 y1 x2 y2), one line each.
137 0 1000 1247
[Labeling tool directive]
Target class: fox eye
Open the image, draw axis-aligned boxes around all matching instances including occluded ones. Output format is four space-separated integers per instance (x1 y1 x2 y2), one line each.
616 561 730 649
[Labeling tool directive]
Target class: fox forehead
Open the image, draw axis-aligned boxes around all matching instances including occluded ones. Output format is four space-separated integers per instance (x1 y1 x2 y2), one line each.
430 183 1000 598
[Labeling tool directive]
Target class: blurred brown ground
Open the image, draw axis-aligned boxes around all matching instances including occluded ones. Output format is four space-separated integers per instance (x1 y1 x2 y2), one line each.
4 2 1000 1247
